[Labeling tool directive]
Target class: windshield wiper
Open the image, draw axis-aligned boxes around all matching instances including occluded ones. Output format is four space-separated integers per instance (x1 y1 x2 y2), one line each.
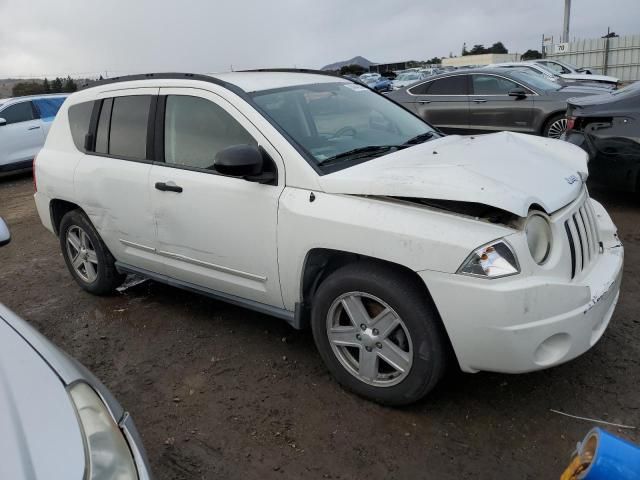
403 131 436 146
318 145 403 166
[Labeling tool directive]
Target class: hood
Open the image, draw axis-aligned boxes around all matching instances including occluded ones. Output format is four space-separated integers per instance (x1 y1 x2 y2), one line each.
560 73 619 84
0 318 85 480
554 84 611 96
318 132 588 217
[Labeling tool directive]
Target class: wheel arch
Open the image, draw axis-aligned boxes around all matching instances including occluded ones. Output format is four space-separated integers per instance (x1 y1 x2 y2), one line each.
50 199 83 236
297 248 442 330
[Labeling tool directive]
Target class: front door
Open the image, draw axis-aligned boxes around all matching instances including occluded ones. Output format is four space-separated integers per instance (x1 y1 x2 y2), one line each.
0 101 45 169
468 74 535 133
150 88 285 308
408 75 470 134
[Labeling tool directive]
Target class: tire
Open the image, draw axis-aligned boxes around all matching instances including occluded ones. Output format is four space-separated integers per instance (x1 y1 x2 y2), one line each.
543 113 568 139
311 261 449 406
59 210 125 295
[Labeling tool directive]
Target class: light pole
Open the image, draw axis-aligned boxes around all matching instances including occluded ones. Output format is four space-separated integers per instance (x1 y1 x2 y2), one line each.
562 0 571 43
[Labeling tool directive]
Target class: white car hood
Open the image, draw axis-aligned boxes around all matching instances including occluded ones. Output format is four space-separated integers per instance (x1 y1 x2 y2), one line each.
560 73 619 84
319 132 588 217
0 319 85 480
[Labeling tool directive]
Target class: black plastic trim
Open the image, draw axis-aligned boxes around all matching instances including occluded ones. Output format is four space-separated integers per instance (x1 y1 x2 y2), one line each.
114 261 297 326
565 221 577 279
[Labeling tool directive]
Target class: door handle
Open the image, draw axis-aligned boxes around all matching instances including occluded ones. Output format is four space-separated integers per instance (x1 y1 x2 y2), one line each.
155 181 183 193
418 100 431 104
472 99 487 103
28 126 41 130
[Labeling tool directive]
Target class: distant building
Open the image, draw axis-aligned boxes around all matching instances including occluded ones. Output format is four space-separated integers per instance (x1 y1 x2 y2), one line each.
442 53 520 68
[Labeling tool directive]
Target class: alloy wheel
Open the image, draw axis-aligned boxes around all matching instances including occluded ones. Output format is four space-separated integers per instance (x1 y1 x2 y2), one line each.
66 226 99 283
326 292 413 387
546 118 568 139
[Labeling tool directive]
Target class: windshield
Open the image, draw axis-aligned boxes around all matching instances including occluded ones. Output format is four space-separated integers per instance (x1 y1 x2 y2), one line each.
252 82 437 170
508 71 560 91
396 73 420 81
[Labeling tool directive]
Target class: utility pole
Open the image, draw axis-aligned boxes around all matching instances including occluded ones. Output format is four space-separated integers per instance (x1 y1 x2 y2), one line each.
562 0 571 43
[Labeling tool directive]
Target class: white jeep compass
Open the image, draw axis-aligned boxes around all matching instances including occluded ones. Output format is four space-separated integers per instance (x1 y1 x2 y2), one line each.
34 70 623 405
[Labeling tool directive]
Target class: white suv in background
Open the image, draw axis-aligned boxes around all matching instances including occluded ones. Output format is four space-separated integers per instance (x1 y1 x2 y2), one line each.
34 71 623 405
0 94 67 173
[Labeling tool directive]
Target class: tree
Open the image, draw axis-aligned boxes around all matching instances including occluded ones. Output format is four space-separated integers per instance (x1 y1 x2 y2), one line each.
339 64 366 76
42 78 51 93
461 43 468 56
12 82 45 97
521 49 543 60
488 41 508 54
63 76 77 93
425 57 442 65
469 44 486 55
51 77 64 93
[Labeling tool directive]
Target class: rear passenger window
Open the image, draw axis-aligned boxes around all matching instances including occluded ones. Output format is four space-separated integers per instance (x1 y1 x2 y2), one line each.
425 76 468 95
107 96 151 159
164 95 256 170
1 102 34 124
68 101 94 151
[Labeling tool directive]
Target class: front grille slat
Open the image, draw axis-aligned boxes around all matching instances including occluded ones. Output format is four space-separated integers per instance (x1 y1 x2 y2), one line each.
564 193 600 280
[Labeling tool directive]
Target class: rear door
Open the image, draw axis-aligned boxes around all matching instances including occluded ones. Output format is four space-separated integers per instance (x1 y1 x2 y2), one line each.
0 101 45 169
468 74 535 133
73 88 162 273
407 75 470 133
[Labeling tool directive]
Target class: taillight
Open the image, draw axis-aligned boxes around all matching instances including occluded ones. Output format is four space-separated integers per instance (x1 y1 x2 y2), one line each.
33 154 38 192
566 116 576 131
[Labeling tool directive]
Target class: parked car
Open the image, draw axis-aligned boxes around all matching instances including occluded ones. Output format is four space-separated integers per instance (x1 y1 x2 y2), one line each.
487 62 615 91
34 71 623 405
362 75 393 92
391 71 428 90
388 67 603 138
563 81 640 192
531 59 619 86
359 72 381 82
0 217 151 480
0 94 67 173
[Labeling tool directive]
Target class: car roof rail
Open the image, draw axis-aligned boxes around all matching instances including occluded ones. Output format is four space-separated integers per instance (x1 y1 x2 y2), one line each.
79 72 239 91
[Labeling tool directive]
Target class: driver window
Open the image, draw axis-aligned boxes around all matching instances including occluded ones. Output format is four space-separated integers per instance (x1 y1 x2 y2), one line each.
472 75 519 95
164 95 256 169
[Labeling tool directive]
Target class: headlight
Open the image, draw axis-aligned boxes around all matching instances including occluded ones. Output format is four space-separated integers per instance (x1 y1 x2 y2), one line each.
457 240 519 278
68 382 138 480
525 213 552 264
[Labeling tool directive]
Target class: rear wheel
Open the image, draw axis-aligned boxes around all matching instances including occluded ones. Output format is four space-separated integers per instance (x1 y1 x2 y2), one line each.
311 262 448 406
59 210 125 295
544 113 568 139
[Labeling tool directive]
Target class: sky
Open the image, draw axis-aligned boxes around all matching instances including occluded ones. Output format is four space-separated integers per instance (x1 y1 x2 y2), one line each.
0 0 638 78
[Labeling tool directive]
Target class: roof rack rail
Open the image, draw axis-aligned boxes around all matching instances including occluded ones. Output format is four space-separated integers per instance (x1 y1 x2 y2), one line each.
79 72 236 91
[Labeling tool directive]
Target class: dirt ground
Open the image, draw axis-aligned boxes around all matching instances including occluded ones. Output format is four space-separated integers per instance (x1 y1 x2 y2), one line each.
1 172 638 479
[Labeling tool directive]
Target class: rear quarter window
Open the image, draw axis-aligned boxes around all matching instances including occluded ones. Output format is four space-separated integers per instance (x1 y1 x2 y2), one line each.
68 101 95 151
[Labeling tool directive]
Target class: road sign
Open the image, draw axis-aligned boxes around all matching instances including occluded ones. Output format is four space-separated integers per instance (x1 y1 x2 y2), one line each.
554 43 569 54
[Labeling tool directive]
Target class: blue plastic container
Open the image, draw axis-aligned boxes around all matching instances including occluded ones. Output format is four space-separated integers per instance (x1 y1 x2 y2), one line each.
578 428 640 479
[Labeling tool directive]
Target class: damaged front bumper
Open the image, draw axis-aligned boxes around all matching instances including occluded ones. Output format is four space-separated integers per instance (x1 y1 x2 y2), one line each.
418 198 623 374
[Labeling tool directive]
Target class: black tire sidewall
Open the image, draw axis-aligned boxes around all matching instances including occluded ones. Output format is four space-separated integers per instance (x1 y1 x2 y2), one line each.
59 210 122 295
311 262 447 406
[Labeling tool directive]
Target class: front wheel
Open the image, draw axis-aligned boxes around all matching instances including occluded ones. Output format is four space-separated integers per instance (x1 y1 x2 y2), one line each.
59 210 125 295
311 262 449 406
543 113 568 139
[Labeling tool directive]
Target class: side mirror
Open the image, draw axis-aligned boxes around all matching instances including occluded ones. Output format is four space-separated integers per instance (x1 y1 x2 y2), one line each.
0 217 11 247
214 145 276 184
508 88 527 98
0 118 7 127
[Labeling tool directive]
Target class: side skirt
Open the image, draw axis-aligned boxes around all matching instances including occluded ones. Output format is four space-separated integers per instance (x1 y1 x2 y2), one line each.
114 262 300 328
